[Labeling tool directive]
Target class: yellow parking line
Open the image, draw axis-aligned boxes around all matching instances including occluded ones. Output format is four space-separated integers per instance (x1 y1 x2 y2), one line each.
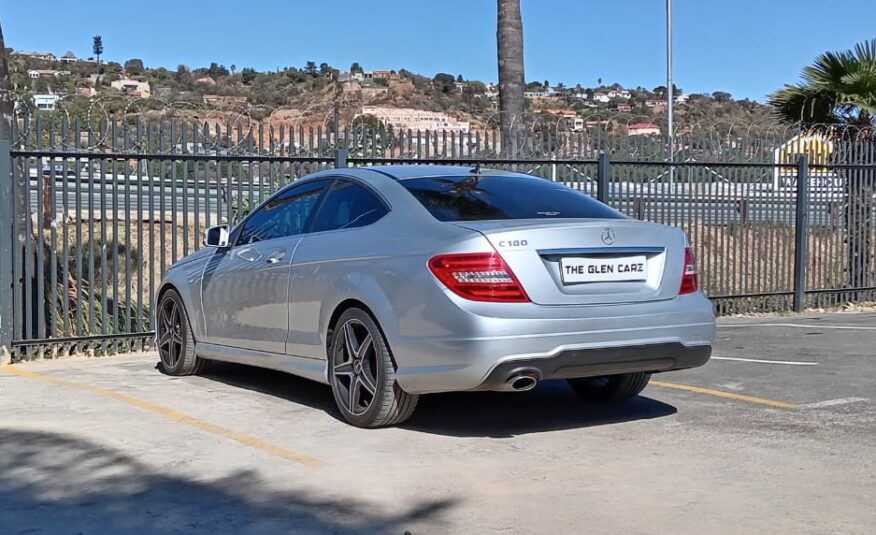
650 379 797 409
1 364 328 468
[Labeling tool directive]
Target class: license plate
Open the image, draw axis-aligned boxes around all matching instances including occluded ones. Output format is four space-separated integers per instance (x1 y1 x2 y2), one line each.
560 255 647 284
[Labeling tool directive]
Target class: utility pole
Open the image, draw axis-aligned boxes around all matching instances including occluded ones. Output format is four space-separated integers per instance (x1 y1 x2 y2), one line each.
666 0 675 189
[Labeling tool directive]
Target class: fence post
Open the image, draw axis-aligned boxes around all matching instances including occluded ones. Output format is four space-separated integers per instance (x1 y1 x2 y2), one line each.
335 148 348 169
597 152 610 204
793 155 810 313
0 139 12 363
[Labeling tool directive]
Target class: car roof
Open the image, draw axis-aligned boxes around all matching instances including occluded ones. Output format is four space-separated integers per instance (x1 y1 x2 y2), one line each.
357 164 527 181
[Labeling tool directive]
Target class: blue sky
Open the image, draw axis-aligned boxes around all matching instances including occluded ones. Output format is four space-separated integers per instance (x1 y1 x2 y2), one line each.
3 1 875 101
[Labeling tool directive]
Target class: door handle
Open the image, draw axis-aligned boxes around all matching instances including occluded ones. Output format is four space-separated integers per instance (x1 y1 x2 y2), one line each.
235 248 262 262
266 250 286 264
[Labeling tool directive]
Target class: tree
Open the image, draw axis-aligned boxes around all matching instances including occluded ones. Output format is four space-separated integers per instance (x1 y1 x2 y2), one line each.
241 67 257 84
208 62 229 78
543 79 549 89
319 62 335 77
230 64 236 75
769 39 876 293
456 74 464 83
92 35 103 82
497 0 526 157
175 64 192 85
432 72 456 93
712 91 732 102
124 58 144 75
304 61 318 76
350 62 363 74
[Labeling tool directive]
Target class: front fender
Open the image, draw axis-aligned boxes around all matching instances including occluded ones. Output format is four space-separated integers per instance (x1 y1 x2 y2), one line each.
157 254 210 341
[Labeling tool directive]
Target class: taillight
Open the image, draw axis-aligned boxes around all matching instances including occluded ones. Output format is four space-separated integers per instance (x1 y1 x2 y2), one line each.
679 247 699 295
428 252 530 303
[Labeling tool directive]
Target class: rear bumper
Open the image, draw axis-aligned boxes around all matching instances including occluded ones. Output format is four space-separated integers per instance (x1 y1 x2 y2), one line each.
389 291 715 394
474 342 711 391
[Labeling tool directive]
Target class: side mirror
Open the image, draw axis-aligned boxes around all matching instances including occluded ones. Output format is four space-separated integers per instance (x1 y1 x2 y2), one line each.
204 225 230 248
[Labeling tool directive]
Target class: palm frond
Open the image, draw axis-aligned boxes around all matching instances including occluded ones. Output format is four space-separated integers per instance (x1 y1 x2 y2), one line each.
770 38 876 127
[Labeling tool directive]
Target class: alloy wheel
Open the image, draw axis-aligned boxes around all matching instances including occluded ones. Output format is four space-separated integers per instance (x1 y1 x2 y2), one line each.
157 297 184 368
332 319 379 416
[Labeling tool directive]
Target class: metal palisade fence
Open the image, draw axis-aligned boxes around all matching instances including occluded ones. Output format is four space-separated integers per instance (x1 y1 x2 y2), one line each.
0 115 874 360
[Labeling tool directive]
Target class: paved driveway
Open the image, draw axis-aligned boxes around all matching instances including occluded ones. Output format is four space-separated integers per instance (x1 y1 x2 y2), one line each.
1 311 874 534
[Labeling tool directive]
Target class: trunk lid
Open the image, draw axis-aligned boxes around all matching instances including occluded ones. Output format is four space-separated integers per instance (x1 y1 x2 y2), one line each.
455 219 687 305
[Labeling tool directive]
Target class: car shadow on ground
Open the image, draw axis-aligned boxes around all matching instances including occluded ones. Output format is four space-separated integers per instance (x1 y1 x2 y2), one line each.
0 428 456 534
198 362 677 438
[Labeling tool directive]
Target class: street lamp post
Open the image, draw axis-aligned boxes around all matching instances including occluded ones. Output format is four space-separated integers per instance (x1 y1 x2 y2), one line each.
666 0 674 189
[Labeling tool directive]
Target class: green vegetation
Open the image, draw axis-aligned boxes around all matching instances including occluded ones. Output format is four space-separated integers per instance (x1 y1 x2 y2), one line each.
8 45 775 131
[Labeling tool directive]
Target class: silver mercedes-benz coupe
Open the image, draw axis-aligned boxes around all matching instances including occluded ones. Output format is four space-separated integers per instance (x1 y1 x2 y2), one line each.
155 165 715 427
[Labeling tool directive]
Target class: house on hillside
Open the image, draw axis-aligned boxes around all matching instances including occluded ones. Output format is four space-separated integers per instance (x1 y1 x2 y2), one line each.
196 76 217 86
60 51 79 63
13 50 56 61
360 106 470 133
627 122 661 136
645 99 667 111
27 69 70 79
33 94 60 111
111 79 152 98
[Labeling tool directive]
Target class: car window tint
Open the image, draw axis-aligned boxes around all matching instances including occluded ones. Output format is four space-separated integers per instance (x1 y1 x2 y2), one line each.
236 180 328 245
309 181 388 233
399 174 624 221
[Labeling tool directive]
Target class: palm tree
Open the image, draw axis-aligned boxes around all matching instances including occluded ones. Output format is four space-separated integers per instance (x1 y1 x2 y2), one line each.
769 39 876 127
770 39 876 293
497 0 525 157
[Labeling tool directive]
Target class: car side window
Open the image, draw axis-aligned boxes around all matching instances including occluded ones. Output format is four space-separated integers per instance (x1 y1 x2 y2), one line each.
309 180 388 233
236 180 329 245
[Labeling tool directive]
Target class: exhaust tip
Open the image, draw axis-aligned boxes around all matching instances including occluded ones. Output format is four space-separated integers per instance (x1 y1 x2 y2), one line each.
508 372 539 392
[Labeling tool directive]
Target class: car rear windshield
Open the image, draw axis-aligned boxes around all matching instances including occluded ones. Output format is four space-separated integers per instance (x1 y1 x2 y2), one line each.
399 174 624 221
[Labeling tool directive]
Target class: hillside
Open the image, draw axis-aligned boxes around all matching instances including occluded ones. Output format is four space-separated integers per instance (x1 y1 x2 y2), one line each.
7 49 774 135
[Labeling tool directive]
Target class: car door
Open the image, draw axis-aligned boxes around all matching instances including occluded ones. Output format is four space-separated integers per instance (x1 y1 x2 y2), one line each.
285 179 390 358
200 179 330 353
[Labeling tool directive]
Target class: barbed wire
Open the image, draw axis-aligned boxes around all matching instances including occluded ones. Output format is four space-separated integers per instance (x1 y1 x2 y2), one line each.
9 94 874 162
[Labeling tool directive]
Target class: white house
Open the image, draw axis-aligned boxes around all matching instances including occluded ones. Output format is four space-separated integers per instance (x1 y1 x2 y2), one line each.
593 93 611 103
33 94 60 111
627 122 661 136
27 69 70 79
606 89 631 100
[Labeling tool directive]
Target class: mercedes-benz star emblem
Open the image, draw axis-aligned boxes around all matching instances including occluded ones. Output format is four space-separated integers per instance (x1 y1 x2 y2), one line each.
601 228 616 245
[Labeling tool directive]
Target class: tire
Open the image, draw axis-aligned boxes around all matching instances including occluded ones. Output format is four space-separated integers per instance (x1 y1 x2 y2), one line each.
567 372 651 402
328 308 418 428
156 289 205 376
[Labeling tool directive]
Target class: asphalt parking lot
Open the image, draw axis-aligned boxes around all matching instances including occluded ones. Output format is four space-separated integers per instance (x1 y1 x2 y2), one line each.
1 311 874 534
